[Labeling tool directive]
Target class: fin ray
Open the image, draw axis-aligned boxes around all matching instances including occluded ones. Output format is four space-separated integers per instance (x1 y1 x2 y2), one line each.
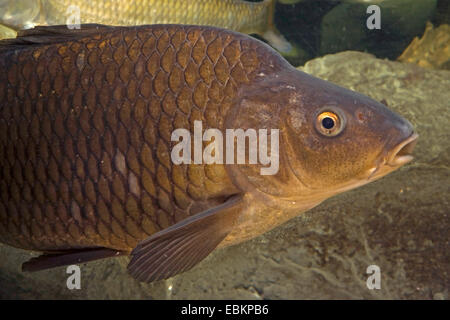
127 194 244 282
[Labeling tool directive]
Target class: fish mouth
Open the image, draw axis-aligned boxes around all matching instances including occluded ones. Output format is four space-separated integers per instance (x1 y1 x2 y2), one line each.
387 132 419 166
367 133 419 180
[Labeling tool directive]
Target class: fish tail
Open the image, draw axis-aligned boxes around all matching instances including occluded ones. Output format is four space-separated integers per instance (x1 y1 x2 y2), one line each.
261 0 293 54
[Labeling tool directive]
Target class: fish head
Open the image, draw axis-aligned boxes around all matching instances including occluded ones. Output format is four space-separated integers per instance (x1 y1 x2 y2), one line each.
227 69 417 204
279 70 418 199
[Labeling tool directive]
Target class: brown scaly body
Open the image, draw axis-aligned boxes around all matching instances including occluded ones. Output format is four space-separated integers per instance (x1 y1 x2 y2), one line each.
0 24 417 282
0 24 279 252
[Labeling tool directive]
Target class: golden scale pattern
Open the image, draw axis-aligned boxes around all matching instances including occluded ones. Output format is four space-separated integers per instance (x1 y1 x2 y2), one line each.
0 25 275 252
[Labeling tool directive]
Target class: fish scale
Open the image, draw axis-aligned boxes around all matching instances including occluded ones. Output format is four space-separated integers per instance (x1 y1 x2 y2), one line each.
0 25 271 253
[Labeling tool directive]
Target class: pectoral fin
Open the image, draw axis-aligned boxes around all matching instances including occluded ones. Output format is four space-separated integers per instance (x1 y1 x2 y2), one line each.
127 194 244 283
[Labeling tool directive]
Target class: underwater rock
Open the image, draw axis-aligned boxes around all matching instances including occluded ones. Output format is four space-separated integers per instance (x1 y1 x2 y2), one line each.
319 2 368 55
398 22 450 70
0 51 448 299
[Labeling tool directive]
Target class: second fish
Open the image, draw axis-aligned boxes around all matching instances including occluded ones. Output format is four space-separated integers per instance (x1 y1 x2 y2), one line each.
1 0 293 54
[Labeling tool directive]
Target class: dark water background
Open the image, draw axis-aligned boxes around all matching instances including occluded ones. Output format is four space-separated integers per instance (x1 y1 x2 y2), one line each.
268 0 449 65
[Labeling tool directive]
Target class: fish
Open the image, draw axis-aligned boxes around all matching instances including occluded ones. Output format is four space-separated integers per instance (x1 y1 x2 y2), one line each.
0 24 16 40
0 24 418 283
0 0 41 39
0 0 41 30
0 0 294 54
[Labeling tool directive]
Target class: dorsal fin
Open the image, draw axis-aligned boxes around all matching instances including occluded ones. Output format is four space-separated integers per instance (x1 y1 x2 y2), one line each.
0 24 117 51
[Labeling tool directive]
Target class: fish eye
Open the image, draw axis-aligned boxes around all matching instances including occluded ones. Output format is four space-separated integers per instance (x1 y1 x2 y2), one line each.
315 110 345 137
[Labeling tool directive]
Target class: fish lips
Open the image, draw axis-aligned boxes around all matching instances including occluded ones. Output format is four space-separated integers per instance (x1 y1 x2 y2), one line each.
387 132 419 166
367 132 419 180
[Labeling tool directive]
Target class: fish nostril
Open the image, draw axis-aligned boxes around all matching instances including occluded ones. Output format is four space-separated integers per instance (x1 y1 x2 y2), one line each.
356 111 365 122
